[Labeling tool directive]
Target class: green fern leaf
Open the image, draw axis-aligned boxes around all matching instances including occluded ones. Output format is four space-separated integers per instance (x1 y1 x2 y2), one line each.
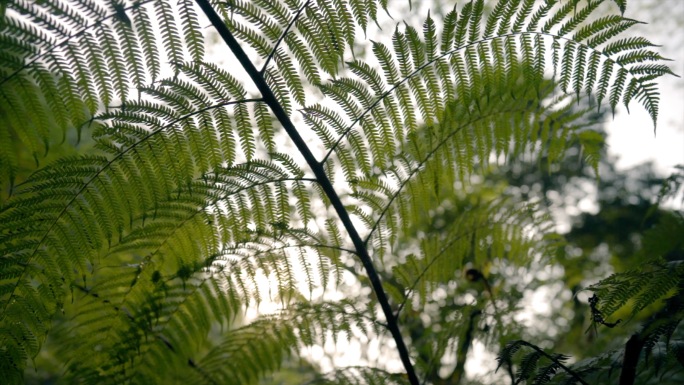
132 5 161 81
155 1 184 70
178 0 205 62
609 67 628 116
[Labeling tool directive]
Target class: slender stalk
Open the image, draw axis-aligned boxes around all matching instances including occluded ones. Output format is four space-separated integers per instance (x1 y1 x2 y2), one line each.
193 1 420 384
618 334 644 385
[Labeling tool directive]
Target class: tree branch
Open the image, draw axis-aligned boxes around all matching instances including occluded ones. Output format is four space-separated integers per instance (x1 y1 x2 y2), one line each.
194 1 420 384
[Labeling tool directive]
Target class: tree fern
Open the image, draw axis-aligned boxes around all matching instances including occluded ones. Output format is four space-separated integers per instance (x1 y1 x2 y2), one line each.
0 0 678 384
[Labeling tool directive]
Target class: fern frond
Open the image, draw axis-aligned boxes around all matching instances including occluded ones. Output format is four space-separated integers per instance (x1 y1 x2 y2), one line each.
154 1 184 69
190 318 297 384
517 350 543 383
588 262 684 319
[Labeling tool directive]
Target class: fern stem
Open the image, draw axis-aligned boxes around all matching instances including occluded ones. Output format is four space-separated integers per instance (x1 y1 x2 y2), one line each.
618 334 644 385
194 1 421 384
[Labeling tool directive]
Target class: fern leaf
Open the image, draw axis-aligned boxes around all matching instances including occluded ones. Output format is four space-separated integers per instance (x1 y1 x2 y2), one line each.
609 67 628 116
467 0 484 43
95 24 128 101
132 5 161 81
517 350 543 383
572 44 587 99
559 41 577 93
532 355 569 385
512 0 535 34
498 340 525 372
595 59 614 109
558 0 602 37
483 0 508 38
113 15 146 89
154 0 184 70
454 2 472 48
179 0 205 61
585 18 640 48
542 0 576 33
603 36 658 56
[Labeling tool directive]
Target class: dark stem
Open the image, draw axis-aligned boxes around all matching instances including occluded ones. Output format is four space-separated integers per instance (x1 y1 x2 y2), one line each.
193 1 420 384
618 334 644 385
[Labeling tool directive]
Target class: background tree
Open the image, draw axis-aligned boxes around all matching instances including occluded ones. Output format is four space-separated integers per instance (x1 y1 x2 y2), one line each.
0 1 680 384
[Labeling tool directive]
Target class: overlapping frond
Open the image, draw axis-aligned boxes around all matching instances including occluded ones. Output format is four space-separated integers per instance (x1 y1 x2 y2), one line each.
498 303 684 385
181 299 397 384
587 209 684 320
306 0 674 185
1 0 301 368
